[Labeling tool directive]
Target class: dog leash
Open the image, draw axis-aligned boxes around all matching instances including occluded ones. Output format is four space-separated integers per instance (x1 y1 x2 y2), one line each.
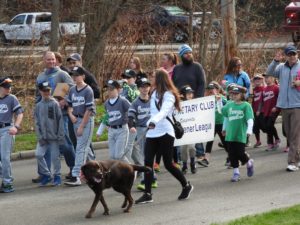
120 127 149 161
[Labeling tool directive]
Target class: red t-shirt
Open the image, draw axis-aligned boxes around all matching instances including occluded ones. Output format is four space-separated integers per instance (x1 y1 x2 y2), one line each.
262 84 279 117
252 86 265 113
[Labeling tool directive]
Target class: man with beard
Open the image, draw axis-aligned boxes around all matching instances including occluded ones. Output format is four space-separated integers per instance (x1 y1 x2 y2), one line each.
172 44 206 164
172 44 206 98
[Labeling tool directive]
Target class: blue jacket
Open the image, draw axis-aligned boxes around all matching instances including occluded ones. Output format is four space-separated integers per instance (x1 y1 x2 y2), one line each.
223 71 251 97
266 60 300 109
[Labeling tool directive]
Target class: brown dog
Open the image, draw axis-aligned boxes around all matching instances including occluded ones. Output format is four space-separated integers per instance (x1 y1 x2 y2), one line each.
80 160 151 218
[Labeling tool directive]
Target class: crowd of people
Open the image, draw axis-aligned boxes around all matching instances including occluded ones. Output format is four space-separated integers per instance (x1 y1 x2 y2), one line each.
0 44 300 205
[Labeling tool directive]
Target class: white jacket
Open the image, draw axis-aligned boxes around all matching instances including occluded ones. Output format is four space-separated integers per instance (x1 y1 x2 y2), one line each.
146 90 175 138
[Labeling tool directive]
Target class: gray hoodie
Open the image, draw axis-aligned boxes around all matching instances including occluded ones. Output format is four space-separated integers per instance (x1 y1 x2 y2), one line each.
266 60 300 109
34 97 64 143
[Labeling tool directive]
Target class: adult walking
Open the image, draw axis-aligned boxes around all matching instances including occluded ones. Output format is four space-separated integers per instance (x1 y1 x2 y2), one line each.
135 69 193 204
266 45 300 172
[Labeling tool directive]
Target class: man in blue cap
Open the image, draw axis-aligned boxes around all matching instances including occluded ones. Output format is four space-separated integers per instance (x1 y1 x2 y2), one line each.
172 44 206 98
267 45 300 172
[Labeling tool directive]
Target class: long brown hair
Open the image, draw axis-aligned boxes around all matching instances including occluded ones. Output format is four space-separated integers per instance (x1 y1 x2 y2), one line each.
131 57 143 73
154 69 181 111
163 53 178 66
226 57 241 74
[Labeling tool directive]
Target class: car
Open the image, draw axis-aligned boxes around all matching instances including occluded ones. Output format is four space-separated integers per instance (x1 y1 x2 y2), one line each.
283 1 300 43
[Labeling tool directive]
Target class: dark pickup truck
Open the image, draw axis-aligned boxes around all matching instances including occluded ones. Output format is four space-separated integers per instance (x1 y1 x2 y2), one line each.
284 1 300 43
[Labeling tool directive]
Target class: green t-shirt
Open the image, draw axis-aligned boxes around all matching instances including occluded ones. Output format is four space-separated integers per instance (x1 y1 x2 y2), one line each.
215 95 227 124
222 101 254 143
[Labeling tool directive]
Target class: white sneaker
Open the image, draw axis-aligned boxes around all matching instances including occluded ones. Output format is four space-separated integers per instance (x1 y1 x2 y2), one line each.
64 177 81 186
286 164 299 172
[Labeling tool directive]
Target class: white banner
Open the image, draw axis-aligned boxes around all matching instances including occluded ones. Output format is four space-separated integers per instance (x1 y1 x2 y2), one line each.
174 95 215 146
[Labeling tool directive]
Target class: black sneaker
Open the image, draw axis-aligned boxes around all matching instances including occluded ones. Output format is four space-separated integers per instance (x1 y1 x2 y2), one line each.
135 193 153 204
32 176 41 183
198 158 209 167
65 172 72 180
178 182 194 200
64 176 81 186
190 163 197 174
181 162 188 174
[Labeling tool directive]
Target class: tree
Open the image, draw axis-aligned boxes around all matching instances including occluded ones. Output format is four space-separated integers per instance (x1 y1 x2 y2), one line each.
50 0 60 51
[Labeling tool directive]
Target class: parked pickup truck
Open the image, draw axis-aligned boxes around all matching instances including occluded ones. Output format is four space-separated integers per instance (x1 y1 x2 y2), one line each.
0 12 85 45
284 1 300 43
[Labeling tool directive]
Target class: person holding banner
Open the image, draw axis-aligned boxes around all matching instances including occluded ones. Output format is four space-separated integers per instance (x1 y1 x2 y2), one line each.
222 85 254 182
135 69 193 204
199 81 229 168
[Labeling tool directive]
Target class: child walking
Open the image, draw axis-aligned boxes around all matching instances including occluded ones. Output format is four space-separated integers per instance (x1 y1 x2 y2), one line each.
179 85 197 174
65 66 95 186
222 85 254 182
261 74 280 151
0 77 24 193
35 81 65 186
104 79 131 162
199 82 229 167
252 74 266 148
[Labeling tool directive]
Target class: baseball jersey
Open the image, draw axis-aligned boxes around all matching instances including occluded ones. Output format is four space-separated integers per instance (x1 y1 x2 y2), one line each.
67 85 95 116
222 101 254 144
0 94 24 124
252 86 265 113
262 84 279 117
128 97 150 127
104 96 131 126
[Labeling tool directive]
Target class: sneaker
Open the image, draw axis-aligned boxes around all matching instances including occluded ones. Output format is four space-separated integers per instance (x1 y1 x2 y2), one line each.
247 159 254 177
154 163 160 172
190 163 197 174
53 175 62 186
274 139 281 148
65 172 72 180
198 158 209 167
253 141 262 148
32 176 41 183
231 173 240 182
283 147 289 153
265 144 274 151
225 159 231 167
286 164 299 172
64 176 81 186
39 175 52 187
245 142 251 147
178 182 194 200
181 163 188 174
151 180 158 189
135 193 153 204
0 183 15 193
137 180 158 191
173 162 181 169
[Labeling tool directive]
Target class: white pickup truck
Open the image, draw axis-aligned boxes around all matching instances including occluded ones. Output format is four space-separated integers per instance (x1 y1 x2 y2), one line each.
0 12 85 45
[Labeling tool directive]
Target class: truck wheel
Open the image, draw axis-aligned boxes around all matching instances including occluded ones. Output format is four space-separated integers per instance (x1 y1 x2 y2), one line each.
173 29 188 43
40 32 51 46
0 32 7 45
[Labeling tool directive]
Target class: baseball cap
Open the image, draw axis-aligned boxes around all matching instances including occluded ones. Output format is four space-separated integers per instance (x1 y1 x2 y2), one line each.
67 53 81 62
284 45 297 55
229 85 247 94
180 85 194 95
0 77 12 88
38 81 51 91
122 69 136 79
137 78 151 87
105 79 121 89
206 82 219 90
253 74 264 80
69 66 85 76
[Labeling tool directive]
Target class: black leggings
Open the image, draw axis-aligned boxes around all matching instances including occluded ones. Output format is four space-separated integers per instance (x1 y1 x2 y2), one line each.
205 124 228 154
227 141 249 168
144 134 187 193
265 115 279 145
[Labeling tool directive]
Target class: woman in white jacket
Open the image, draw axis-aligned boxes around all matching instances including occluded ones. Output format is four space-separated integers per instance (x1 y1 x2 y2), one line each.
135 69 193 204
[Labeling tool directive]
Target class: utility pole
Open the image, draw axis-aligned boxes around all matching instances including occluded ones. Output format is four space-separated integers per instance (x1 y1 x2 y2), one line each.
221 0 237 69
50 0 60 51
188 0 193 46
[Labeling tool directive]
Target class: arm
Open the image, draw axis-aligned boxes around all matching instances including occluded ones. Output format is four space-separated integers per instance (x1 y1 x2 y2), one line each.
55 103 65 142
196 64 206 97
246 119 254 135
266 60 281 79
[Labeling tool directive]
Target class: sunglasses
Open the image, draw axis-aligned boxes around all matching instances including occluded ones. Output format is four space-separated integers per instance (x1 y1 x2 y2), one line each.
287 52 297 56
235 64 242 67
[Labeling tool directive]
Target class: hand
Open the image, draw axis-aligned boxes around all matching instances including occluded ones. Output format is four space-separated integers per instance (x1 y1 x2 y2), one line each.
77 126 84 137
292 79 300 87
70 115 77 124
222 130 226 137
271 107 277 113
274 51 283 62
130 127 137 133
8 126 18 135
39 139 47 146
256 111 260 116
215 94 221 101
148 122 155 129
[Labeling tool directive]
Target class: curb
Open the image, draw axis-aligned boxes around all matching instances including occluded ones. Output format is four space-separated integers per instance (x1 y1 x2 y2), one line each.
11 141 108 161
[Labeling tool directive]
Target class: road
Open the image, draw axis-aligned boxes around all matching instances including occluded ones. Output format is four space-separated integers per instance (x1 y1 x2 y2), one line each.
1 124 300 225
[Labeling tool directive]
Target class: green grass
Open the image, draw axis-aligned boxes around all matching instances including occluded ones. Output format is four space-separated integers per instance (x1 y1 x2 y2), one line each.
13 104 108 152
213 205 300 225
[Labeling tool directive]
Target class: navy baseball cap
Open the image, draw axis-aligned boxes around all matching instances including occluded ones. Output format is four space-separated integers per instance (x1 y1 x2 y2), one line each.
69 66 85 76
67 53 81 62
284 45 297 55
38 81 51 91
137 78 151 87
0 77 12 88
106 79 121 89
122 69 136 78
229 85 247 94
180 85 194 95
206 82 219 90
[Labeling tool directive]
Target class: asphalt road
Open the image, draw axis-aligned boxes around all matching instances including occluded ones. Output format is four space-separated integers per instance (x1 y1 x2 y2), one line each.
1 123 300 225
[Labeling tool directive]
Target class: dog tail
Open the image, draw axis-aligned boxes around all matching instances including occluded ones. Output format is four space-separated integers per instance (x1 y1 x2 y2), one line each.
131 165 152 173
